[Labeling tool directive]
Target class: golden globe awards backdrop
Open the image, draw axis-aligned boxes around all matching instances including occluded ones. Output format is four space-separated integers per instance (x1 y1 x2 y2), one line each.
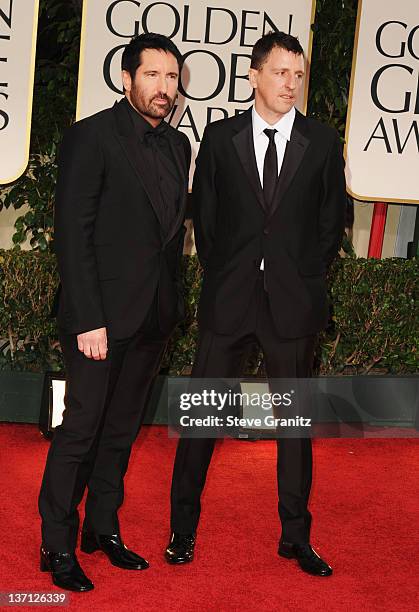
76 0 316 177
345 0 419 204
0 0 39 184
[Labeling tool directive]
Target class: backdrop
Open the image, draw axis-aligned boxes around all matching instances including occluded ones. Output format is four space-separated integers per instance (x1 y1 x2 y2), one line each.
76 0 316 179
0 0 39 184
345 0 419 204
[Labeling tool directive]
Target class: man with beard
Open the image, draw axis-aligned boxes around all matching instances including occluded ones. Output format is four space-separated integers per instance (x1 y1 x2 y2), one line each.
39 33 191 592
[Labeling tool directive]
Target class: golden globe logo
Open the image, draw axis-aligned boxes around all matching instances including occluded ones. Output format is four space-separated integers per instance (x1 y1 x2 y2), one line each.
366 20 419 154
100 1 299 142
77 0 314 140
345 0 419 204
0 1 13 131
0 0 39 184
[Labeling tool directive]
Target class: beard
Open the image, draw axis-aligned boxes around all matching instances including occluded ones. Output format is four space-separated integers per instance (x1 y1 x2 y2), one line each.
129 83 175 120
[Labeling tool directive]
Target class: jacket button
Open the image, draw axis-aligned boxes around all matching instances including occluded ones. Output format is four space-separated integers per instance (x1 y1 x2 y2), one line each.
263 228 269 235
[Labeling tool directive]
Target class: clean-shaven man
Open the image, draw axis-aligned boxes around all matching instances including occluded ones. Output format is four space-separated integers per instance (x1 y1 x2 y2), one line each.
39 33 191 591
166 32 346 577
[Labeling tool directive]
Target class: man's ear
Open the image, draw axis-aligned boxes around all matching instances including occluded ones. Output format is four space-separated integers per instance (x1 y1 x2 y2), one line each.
248 68 258 90
121 70 132 93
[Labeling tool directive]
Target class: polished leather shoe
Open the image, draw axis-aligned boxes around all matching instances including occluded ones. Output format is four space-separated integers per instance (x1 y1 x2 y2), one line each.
40 546 94 592
165 532 196 564
278 541 333 576
80 530 149 570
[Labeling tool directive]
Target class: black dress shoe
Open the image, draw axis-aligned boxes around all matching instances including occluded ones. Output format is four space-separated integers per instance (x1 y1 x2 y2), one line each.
80 530 149 570
278 541 333 576
165 532 196 564
40 546 94 592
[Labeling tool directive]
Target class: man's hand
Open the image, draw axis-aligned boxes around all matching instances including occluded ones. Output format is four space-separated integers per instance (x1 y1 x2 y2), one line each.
77 327 107 360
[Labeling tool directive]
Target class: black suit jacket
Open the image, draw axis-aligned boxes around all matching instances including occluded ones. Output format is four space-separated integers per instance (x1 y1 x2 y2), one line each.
54 98 191 338
193 108 346 338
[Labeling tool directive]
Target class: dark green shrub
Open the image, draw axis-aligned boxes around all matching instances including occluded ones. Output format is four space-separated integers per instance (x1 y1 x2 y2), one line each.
320 258 418 374
0 249 61 371
1 251 417 375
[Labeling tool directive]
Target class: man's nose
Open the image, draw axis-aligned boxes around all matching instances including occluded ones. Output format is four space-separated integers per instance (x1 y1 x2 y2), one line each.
158 75 168 93
285 75 296 90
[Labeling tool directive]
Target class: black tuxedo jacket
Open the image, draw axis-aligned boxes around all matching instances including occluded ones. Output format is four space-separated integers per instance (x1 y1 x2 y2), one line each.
193 108 346 338
54 98 191 338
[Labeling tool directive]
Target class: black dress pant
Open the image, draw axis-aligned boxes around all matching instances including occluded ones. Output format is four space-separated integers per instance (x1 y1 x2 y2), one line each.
39 301 169 552
170 275 315 544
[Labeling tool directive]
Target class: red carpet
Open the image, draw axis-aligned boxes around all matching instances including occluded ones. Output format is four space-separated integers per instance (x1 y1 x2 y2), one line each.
0 424 418 612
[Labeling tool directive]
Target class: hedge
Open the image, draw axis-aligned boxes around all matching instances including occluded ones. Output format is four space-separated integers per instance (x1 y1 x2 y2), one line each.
0 250 417 375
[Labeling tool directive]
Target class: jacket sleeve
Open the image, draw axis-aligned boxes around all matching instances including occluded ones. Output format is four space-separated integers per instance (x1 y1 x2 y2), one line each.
318 131 347 267
192 125 217 268
54 121 106 334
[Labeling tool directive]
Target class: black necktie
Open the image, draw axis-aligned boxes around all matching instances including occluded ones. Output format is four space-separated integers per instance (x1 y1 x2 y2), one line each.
263 128 278 209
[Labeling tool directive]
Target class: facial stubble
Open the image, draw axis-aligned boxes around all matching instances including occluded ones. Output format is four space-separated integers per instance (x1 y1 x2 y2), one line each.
130 82 175 120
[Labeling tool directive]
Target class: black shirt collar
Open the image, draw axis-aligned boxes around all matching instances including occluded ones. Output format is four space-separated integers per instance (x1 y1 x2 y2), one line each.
123 96 168 143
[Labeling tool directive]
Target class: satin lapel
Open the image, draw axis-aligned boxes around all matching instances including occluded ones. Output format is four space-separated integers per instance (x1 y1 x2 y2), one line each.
269 113 310 218
232 118 266 213
165 136 188 245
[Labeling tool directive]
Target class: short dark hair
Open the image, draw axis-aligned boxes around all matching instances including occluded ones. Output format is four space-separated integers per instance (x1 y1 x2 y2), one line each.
251 31 304 70
121 33 183 79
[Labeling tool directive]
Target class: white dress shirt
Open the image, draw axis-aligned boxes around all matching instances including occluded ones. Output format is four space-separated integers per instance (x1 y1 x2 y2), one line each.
252 106 296 270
